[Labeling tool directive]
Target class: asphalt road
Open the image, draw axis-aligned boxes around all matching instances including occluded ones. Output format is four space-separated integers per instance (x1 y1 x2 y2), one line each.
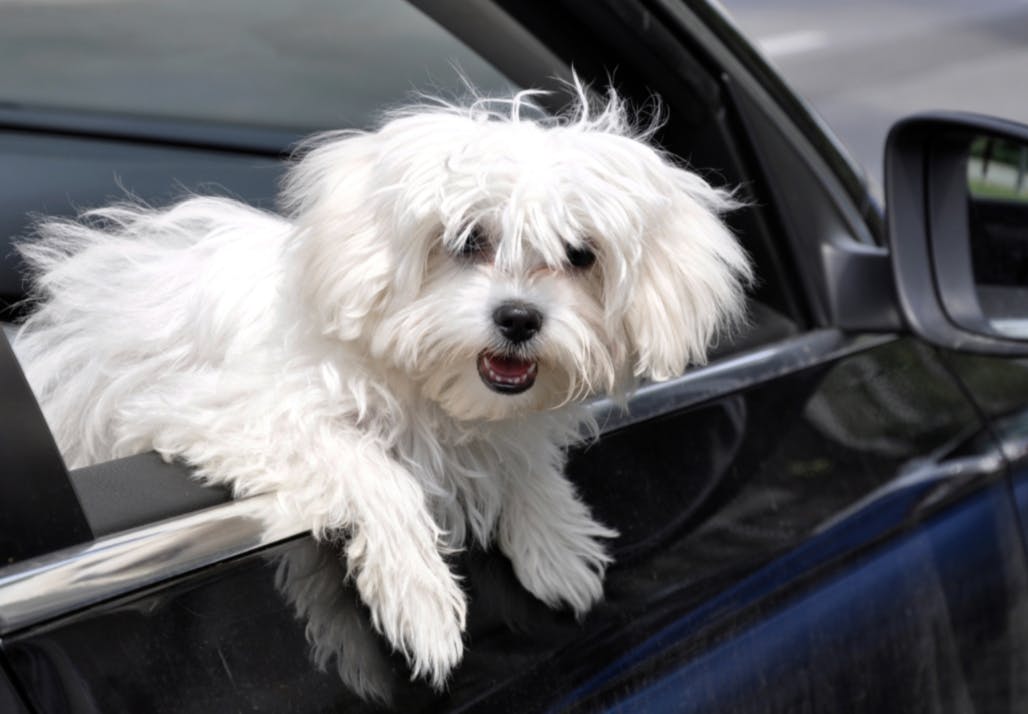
721 0 1028 193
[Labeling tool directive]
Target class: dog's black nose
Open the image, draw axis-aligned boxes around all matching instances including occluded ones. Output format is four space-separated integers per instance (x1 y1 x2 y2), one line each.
493 302 543 343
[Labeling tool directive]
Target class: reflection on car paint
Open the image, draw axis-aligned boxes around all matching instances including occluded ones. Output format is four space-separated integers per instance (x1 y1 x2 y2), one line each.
270 540 396 705
941 351 1028 566
9 338 1026 713
591 482 1028 713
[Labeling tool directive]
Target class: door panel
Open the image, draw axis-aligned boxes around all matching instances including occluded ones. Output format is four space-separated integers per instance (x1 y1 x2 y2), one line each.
576 481 1028 713
935 352 1028 573
0 656 30 714
5 338 1026 713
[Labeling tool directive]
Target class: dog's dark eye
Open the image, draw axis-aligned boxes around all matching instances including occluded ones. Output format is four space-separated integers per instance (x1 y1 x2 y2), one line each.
566 244 596 270
458 226 489 260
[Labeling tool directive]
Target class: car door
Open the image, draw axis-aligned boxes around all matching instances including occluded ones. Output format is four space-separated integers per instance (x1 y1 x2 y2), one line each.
7 341 1025 714
3 1 1028 713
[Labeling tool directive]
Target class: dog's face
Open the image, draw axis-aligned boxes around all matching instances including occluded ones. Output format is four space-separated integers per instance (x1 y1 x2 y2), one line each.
285 92 752 422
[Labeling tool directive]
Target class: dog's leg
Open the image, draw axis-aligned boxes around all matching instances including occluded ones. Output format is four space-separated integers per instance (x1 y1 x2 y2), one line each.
497 460 618 617
250 437 466 689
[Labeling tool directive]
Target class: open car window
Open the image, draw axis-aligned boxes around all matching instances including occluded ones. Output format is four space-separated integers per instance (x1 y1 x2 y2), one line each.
0 0 807 554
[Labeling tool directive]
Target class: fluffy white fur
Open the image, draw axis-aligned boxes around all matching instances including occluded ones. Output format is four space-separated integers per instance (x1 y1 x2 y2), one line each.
15 85 751 687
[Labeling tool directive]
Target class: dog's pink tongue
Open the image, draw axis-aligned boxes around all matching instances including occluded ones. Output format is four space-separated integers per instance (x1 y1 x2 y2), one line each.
486 354 534 378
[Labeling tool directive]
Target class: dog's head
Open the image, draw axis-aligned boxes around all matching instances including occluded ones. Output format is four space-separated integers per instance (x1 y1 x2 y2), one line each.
283 86 752 421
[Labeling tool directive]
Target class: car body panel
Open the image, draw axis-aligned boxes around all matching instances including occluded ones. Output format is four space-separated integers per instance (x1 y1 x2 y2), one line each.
0 656 30 714
936 351 1028 556
589 481 1028 713
7 338 1025 712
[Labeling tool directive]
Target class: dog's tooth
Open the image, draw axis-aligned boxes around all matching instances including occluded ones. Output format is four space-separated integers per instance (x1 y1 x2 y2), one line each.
481 355 538 388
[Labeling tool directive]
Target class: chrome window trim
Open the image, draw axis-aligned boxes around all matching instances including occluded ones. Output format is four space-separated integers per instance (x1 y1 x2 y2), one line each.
0 328 894 636
588 329 892 433
0 494 298 635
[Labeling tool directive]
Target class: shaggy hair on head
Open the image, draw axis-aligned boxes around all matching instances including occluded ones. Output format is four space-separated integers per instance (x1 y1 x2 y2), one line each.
15 80 751 690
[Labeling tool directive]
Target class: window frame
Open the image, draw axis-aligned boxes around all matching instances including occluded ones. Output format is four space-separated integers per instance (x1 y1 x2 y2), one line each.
0 0 892 637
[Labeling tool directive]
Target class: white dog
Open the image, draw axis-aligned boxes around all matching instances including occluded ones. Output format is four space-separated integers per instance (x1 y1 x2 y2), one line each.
15 85 751 687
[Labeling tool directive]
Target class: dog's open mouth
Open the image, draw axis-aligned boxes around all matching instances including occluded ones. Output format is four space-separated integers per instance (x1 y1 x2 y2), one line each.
477 351 538 394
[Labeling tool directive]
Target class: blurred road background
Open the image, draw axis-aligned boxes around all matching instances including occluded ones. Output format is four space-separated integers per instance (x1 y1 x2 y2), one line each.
721 0 1028 193
2 0 1025 194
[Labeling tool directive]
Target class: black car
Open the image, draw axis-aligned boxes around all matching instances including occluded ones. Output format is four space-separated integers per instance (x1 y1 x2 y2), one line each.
3 1 1028 712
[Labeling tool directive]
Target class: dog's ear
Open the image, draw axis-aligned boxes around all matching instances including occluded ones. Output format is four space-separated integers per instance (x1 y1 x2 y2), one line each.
625 170 752 382
282 133 393 342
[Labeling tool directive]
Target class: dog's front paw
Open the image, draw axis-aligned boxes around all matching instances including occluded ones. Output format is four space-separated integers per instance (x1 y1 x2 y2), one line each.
353 550 467 689
505 517 618 617
397 575 466 689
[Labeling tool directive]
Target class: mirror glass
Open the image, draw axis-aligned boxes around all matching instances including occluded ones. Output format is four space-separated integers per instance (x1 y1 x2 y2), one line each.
967 135 1028 338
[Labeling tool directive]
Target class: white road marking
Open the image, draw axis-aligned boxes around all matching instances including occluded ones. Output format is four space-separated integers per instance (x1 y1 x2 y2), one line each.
758 30 828 58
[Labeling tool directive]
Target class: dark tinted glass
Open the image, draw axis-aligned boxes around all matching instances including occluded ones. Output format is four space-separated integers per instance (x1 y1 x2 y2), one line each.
968 135 1028 288
966 135 1028 336
0 0 512 130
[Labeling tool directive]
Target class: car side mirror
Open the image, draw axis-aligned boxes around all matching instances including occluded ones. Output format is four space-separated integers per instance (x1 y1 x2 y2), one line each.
886 112 1028 355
